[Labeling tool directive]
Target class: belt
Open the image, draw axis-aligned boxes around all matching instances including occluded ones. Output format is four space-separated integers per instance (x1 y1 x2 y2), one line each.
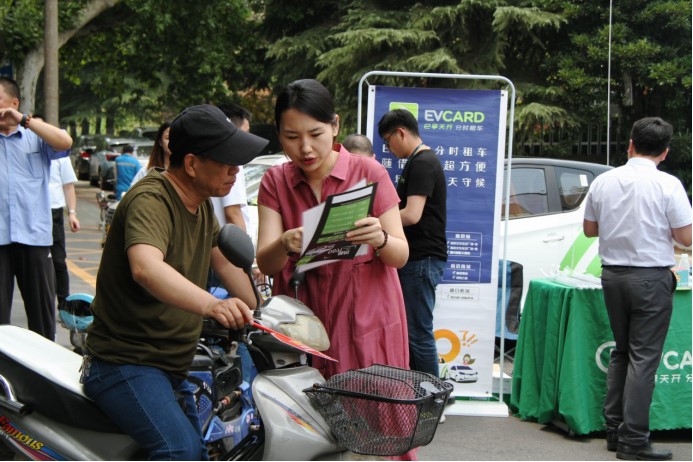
602 265 670 270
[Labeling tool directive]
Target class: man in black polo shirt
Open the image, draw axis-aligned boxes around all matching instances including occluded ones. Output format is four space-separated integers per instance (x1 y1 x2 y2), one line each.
378 109 447 378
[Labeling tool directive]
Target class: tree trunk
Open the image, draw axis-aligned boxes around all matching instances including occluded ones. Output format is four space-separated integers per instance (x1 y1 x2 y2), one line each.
44 0 59 125
16 50 44 113
15 0 123 114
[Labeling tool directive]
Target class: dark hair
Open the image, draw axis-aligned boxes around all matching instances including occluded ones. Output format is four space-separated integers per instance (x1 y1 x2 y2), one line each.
631 117 673 157
217 102 252 128
0 76 20 101
377 109 420 138
121 144 134 154
342 133 374 156
274 79 336 130
147 121 171 170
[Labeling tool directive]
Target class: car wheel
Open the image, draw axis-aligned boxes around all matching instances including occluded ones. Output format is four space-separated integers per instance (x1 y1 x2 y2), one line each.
89 175 99 187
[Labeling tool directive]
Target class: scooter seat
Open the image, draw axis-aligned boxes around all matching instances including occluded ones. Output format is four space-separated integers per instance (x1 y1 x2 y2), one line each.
0 325 119 433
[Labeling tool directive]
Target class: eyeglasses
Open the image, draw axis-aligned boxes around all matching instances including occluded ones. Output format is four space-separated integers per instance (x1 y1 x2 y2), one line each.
383 131 396 149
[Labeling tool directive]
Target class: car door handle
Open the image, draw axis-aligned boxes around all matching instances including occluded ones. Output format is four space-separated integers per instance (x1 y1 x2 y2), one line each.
542 234 566 243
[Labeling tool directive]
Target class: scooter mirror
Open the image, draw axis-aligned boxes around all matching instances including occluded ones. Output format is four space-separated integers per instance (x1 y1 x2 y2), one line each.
218 224 255 273
218 224 263 316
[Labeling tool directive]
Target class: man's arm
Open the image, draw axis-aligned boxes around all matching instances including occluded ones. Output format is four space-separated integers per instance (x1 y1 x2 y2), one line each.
127 243 254 329
0 108 72 151
672 224 692 248
583 219 599 238
63 182 80 232
223 205 247 232
399 195 427 226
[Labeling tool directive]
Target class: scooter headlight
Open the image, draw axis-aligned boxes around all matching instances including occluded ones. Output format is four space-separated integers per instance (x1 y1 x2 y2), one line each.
278 315 330 352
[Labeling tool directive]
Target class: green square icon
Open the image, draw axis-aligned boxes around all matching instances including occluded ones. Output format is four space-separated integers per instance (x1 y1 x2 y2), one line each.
388 102 419 120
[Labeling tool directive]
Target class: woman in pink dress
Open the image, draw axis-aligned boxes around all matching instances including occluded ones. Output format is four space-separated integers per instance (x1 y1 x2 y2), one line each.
256 79 410 380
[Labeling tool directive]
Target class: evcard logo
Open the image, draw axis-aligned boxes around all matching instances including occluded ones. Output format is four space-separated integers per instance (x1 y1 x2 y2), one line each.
595 341 692 374
387 101 485 124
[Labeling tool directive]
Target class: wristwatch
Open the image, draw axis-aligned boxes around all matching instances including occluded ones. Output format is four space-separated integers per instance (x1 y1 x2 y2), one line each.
68 209 77 215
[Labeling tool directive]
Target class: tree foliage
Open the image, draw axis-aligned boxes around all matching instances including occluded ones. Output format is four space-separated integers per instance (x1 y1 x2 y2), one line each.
538 0 691 186
320 1 565 136
2 0 690 187
57 0 262 127
2 0 265 131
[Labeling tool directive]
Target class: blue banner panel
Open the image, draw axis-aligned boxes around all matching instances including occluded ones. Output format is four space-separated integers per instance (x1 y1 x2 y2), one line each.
371 86 503 284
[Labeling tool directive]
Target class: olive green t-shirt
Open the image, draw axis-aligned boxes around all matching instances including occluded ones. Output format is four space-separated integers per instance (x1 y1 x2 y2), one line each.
86 170 220 379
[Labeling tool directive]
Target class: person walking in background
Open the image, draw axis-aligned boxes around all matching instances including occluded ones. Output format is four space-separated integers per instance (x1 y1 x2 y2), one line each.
342 133 374 157
82 104 268 460
211 103 253 234
0 76 73 340
114 143 141 199
34 113 81 311
583 117 692 461
256 79 411 381
49 152 81 310
378 108 447 378
130 121 171 186
207 102 255 290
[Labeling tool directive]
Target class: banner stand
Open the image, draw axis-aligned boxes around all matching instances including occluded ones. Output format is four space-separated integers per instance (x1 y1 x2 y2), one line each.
358 71 516 417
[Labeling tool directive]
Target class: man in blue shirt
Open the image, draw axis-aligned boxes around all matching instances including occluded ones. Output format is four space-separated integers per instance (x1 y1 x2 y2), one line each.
0 77 73 340
115 144 141 199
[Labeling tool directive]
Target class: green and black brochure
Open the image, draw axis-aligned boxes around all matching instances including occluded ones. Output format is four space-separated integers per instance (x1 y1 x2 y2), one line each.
296 180 377 272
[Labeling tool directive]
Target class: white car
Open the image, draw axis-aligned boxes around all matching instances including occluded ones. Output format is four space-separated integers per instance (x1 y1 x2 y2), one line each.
448 364 479 383
499 158 612 307
244 154 290 247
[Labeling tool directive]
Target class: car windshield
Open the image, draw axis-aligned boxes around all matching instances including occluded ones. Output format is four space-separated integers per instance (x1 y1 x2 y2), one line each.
244 163 276 205
244 154 289 203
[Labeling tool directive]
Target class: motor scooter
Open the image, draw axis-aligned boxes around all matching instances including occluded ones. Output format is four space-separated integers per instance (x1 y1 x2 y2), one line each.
0 225 451 460
95 188 117 248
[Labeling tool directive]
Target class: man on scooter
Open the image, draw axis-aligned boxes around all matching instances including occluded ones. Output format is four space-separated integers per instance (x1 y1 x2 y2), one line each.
82 105 269 460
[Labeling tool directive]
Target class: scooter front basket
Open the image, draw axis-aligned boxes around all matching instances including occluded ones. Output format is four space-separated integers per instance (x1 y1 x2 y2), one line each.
303 364 452 456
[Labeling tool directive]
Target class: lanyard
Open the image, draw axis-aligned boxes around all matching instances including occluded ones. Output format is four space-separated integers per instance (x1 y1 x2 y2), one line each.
399 143 425 185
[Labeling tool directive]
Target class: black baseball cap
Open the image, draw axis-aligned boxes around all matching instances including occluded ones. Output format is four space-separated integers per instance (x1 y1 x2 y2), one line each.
169 104 269 166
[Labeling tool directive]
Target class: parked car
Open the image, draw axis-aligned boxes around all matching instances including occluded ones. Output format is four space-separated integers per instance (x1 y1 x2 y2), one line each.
448 364 479 383
244 154 290 247
87 137 136 188
93 138 155 190
499 157 613 306
70 135 101 181
128 126 159 140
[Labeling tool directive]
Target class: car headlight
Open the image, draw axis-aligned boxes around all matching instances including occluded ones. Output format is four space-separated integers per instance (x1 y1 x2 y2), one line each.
277 314 330 352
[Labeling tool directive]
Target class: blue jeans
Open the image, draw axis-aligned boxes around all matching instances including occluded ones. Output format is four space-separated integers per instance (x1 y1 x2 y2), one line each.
83 358 208 460
398 257 446 377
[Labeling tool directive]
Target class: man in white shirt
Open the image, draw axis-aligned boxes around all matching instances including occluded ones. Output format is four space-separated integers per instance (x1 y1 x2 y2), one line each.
49 155 81 309
211 103 253 234
208 103 257 291
583 117 692 461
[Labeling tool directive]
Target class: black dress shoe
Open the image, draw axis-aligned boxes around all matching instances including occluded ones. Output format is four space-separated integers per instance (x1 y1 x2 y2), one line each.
616 442 672 461
606 431 618 452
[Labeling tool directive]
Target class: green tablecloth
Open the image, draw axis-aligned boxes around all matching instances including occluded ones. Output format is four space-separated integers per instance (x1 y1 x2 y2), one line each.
510 278 692 435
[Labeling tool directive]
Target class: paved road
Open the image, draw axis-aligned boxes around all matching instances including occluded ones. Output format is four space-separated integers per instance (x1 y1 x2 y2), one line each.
8 180 692 461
